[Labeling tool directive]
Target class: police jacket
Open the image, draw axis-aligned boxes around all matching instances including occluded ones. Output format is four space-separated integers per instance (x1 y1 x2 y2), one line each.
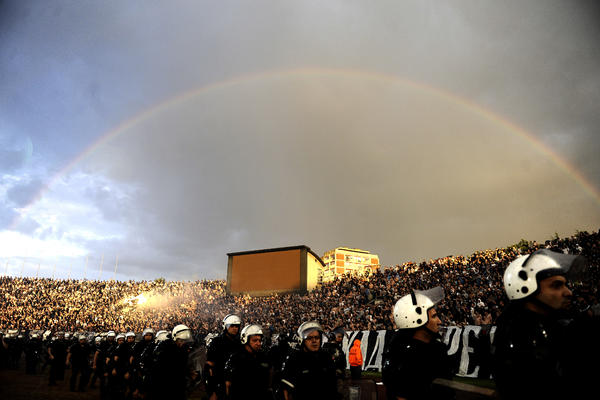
324 340 346 378
382 331 454 400
492 303 596 400
95 340 114 372
68 342 92 368
133 339 155 372
49 339 67 362
280 348 337 400
224 347 272 400
149 340 190 400
205 333 243 392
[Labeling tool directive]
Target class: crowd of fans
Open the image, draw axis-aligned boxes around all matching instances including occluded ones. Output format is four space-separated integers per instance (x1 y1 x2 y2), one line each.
1 230 598 336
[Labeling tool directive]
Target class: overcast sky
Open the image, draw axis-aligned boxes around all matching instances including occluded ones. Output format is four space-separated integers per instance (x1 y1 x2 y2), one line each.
2 0 600 281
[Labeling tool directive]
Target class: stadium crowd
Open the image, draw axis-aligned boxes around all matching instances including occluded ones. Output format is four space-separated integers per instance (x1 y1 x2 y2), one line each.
1 230 598 336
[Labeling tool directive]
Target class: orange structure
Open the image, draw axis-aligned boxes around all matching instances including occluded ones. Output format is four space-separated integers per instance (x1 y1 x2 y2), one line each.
226 245 325 296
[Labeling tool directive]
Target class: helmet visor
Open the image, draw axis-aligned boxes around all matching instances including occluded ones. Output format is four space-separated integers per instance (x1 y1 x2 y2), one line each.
415 286 444 305
301 327 321 340
176 329 192 341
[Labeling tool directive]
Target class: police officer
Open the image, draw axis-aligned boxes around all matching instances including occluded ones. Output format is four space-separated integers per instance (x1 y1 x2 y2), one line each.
122 331 137 398
268 332 293 399
89 336 103 389
131 328 155 398
149 324 195 400
106 333 128 400
493 249 598 400
48 332 68 386
93 331 115 397
224 324 272 400
280 321 337 400
382 287 455 400
205 314 243 400
24 333 43 374
66 334 92 392
0 332 8 369
323 327 346 399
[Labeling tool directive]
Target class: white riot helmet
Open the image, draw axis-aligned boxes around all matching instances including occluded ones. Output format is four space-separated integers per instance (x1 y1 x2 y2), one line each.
297 321 323 345
116 333 125 341
126 331 136 339
223 314 242 330
155 330 169 342
240 324 263 344
142 328 155 337
504 249 586 300
393 287 445 329
107 331 116 339
172 324 192 342
95 336 102 344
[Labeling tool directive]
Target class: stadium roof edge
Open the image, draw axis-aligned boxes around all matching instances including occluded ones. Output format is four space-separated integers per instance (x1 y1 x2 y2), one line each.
227 245 325 267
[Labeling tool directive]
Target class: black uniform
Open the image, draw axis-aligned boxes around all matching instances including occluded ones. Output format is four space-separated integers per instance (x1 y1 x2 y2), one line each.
205 333 243 398
268 334 293 399
324 338 346 400
382 331 455 400
324 338 346 378
106 341 130 400
93 339 114 397
6 336 24 369
24 337 43 374
148 340 190 400
131 338 155 397
0 334 8 369
68 341 92 392
224 347 272 400
280 348 337 400
492 303 600 400
48 338 68 385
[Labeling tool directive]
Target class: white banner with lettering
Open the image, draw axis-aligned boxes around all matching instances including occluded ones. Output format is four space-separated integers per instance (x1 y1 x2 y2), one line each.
344 326 496 378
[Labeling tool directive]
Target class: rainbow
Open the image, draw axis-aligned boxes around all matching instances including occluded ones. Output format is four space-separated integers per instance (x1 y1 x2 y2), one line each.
10 67 600 229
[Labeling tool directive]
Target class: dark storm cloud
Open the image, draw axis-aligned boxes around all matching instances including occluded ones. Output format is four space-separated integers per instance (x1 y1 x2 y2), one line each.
84 74 600 278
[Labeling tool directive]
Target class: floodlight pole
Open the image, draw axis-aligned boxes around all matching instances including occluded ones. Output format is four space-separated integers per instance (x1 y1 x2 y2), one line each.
84 255 89 280
113 255 118 281
99 254 104 280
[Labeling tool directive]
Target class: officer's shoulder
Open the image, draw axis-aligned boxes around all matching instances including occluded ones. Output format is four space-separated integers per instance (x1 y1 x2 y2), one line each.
154 340 174 353
282 348 300 363
208 334 226 347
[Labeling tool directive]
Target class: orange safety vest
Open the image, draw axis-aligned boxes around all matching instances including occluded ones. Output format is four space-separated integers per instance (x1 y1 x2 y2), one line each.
348 339 363 367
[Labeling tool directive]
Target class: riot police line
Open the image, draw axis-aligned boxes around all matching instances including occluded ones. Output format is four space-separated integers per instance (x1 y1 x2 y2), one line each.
1 249 599 400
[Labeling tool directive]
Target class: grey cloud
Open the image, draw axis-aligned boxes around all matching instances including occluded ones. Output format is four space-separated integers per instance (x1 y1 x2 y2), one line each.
83 74 600 279
2 1 600 280
6 178 43 207
0 150 24 171
12 215 41 235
